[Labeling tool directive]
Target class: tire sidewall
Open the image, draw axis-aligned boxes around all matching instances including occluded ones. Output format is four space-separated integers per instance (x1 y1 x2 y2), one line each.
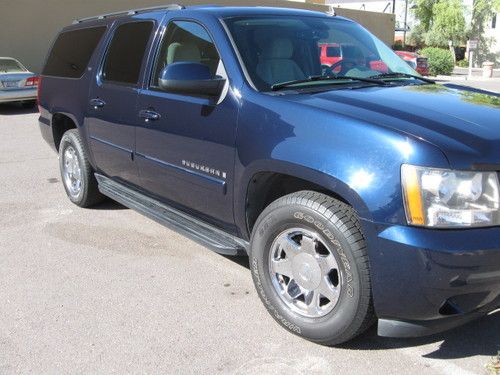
250 203 364 343
59 131 88 206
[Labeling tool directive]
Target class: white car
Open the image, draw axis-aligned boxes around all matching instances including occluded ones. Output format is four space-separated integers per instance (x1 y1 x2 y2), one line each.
0 57 38 107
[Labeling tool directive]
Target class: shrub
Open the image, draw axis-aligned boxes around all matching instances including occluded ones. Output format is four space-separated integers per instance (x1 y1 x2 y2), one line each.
456 59 469 68
420 47 455 76
393 40 404 51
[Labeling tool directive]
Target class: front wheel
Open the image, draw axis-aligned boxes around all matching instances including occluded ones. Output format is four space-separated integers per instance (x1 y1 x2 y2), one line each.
250 191 374 345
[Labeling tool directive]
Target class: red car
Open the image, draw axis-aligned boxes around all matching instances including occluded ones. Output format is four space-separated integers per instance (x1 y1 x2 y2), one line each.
395 51 430 76
318 43 388 73
318 43 342 67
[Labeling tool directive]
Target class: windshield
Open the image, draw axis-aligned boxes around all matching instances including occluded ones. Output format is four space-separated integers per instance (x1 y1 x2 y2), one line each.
0 58 26 73
224 16 417 92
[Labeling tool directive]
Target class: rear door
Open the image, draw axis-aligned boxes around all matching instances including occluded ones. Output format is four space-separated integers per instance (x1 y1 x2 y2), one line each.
134 19 238 229
86 20 155 185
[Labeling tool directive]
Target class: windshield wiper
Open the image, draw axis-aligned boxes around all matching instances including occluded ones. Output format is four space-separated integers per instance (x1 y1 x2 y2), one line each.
271 75 389 91
369 72 435 84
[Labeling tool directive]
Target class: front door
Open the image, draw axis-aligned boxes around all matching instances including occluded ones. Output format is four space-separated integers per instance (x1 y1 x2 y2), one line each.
86 20 154 185
135 20 238 229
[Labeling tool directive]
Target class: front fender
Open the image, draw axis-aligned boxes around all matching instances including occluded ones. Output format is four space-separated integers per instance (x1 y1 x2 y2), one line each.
234 90 450 235
235 159 371 233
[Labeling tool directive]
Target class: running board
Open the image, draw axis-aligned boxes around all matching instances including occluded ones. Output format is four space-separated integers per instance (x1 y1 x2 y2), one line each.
95 174 248 256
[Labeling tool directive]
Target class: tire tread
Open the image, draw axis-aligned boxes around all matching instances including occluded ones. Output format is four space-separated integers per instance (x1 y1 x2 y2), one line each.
59 129 104 208
254 190 375 345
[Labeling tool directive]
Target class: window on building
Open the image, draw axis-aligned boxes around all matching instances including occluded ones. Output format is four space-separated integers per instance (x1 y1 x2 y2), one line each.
492 14 497 29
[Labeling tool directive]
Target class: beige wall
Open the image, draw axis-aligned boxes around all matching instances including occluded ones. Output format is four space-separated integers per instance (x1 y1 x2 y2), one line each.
325 8 395 48
0 0 394 73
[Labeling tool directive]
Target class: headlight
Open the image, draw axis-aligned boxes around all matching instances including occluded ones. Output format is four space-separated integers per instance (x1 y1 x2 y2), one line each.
401 164 500 228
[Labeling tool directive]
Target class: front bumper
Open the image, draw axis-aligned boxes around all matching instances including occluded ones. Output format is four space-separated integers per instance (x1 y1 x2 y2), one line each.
0 88 37 103
361 221 500 337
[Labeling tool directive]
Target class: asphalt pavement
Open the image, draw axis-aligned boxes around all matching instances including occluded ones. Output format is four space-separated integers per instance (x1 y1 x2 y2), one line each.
0 104 498 374
437 67 500 94
453 67 500 79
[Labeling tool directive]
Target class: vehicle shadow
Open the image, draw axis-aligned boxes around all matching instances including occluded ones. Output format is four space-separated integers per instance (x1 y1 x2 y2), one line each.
341 311 499 359
223 254 499 358
224 254 250 269
88 198 499 360
0 102 38 116
93 199 128 211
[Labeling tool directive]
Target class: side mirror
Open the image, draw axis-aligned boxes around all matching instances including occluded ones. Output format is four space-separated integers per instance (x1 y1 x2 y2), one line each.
158 62 226 97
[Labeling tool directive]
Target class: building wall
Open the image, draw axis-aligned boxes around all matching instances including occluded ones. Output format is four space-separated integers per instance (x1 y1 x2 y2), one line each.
0 0 395 73
304 0 396 43
485 12 500 55
323 0 407 28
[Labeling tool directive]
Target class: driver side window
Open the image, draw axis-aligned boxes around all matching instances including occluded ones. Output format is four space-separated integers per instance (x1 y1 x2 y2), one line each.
151 20 221 88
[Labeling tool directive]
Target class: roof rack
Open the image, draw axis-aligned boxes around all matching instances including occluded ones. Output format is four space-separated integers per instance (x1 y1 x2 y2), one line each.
73 4 185 24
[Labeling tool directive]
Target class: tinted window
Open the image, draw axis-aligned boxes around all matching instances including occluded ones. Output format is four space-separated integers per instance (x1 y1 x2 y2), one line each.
151 21 220 87
102 22 153 85
43 27 106 78
327 46 340 57
0 58 26 73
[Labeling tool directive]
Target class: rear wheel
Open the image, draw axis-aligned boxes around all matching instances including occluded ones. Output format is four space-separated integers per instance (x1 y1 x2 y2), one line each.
250 191 374 345
59 129 104 207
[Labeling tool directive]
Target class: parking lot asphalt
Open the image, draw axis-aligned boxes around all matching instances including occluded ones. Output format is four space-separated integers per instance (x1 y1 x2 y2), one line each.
0 104 498 375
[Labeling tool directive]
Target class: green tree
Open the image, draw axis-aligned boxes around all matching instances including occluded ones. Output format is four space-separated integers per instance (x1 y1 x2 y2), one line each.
411 0 466 48
426 0 466 47
413 0 438 32
408 23 427 47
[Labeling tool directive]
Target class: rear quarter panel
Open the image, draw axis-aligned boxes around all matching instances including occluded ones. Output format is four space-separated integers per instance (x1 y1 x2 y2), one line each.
38 21 111 162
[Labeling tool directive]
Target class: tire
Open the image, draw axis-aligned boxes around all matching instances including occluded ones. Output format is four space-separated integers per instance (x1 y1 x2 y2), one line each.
58 129 104 207
21 100 36 108
250 191 374 345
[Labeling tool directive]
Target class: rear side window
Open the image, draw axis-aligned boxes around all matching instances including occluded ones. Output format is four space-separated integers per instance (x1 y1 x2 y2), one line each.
102 21 153 85
43 26 106 78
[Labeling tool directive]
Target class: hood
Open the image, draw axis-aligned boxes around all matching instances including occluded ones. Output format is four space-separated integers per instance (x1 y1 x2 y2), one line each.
283 84 500 169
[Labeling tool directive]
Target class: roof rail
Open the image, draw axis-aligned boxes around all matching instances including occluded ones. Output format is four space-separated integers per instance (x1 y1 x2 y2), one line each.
73 4 185 24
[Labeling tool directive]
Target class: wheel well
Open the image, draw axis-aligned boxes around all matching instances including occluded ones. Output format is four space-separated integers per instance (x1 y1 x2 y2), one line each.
245 172 349 234
52 113 76 151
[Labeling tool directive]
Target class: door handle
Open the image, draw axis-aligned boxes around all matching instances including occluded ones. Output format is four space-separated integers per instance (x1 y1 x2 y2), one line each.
90 98 106 109
139 109 161 122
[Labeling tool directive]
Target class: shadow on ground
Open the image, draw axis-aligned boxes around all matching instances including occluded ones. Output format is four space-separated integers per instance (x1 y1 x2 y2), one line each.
85 175 500 361
0 102 38 116
224 253 499 359
92 199 128 211
340 311 499 359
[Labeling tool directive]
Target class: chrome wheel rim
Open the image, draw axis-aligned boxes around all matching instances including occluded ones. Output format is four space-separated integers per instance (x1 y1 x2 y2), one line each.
62 145 82 198
268 228 342 318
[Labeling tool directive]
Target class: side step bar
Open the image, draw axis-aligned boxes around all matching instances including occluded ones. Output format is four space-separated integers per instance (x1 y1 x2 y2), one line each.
95 174 248 256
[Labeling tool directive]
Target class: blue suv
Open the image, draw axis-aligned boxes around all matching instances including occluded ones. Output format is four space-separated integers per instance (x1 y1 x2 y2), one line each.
38 4 500 345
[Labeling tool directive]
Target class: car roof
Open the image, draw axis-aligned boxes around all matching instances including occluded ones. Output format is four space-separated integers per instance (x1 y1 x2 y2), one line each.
69 5 345 29
185 5 331 18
